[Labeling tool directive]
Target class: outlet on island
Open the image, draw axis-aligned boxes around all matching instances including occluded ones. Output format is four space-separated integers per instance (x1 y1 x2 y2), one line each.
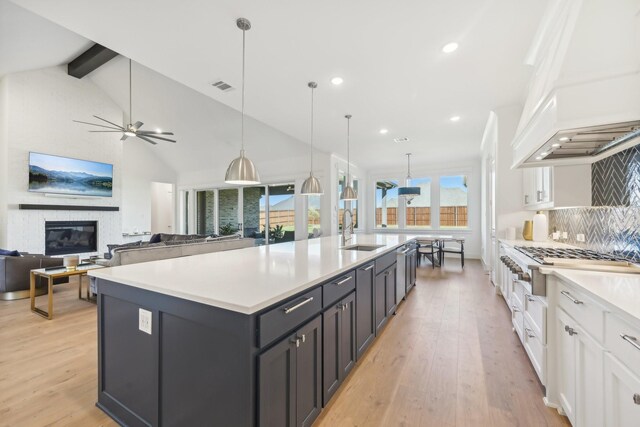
576 233 586 242
139 308 152 334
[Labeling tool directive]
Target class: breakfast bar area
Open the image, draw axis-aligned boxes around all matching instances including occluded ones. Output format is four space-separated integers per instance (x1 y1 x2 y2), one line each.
89 234 417 427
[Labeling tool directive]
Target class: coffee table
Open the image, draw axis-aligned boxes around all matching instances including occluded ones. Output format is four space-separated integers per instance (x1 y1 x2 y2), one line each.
30 264 105 320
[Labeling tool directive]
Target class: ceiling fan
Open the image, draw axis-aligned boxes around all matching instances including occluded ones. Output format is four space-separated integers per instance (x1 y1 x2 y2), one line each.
74 58 176 145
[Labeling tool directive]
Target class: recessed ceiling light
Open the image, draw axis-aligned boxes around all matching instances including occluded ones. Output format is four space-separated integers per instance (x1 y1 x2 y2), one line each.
551 143 561 148
379 128 389 134
442 42 459 53
541 152 548 156
559 136 570 142
536 156 542 160
449 115 461 122
331 77 343 85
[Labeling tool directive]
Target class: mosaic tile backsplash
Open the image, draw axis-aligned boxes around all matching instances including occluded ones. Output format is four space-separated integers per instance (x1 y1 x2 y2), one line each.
548 145 640 262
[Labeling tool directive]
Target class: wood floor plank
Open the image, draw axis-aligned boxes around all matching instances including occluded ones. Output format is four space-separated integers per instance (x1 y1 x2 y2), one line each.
0 261 570 426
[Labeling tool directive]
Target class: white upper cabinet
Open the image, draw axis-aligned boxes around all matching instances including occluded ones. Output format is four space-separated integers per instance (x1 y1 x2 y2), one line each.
522 165 591 210
512 0 640 168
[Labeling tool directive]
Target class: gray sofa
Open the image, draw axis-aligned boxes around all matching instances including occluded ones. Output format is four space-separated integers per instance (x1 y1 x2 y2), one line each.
0 254 68 300
97 235 255 267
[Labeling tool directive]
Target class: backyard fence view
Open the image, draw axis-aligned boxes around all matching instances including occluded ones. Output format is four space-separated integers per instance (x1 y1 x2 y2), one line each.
375 206 468 228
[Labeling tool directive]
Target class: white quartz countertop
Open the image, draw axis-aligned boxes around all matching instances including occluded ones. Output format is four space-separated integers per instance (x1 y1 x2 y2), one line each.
89 234 416 314
499 239 578 249
541 268 640 320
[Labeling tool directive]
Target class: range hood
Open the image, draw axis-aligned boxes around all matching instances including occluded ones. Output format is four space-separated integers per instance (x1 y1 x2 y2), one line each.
512 0 640 168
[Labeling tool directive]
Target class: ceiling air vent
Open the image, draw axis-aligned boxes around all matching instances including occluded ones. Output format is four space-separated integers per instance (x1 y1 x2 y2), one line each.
211 80 234 92
394 137 410 143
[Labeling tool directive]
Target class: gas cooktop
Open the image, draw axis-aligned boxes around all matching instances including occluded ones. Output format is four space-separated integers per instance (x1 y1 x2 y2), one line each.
514 246 630 264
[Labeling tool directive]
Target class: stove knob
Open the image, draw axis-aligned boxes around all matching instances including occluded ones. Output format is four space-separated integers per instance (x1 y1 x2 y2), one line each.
520 273 531 282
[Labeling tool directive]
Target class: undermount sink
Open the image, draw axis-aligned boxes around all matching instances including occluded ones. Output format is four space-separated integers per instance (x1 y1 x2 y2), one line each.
341 244 385 252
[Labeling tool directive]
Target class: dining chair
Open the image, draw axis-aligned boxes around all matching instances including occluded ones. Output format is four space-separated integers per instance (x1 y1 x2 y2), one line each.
417 240 439 269
440 239 465 268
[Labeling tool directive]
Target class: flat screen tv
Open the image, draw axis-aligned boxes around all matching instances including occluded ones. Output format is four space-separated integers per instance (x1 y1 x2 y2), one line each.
28 152 113 197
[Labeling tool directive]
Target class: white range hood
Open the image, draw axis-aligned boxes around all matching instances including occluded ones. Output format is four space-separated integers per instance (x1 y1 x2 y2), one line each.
512 0 640 168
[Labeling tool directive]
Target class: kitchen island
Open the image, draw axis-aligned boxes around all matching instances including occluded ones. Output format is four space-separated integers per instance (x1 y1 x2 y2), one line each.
89 234 417 427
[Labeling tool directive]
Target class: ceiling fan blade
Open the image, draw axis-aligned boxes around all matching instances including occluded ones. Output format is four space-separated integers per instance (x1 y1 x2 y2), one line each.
142 134 177 143
93 115 125 129
132 121 144 131
136 135 158 145
89 131 124 133
120 134 129 141
138 131 175 136
73 120 123 131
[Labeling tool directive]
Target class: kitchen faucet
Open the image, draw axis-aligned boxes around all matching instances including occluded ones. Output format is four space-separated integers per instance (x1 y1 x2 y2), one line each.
341 208 354 246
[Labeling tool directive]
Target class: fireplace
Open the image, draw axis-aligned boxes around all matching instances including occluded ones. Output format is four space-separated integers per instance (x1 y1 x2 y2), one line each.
45 221 98 256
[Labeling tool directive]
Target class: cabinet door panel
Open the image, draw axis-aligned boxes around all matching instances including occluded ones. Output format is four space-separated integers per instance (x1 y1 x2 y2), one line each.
386 265 396 317
575 323 604 427
375 272 387 334
259 335 295 427
296 316 322 427
356 264 375 358
340 292 356 379
556 309 576 426
604 353 640 427
322 304 340 406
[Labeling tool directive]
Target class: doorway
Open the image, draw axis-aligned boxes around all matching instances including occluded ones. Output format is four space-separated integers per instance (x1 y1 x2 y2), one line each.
151 182 175 235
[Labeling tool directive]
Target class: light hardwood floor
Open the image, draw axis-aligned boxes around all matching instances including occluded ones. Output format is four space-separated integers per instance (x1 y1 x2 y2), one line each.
0 260 570 426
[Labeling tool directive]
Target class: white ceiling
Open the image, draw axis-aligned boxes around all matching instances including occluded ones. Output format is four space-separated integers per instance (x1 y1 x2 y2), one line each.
9 0 547 169
0 0 90 78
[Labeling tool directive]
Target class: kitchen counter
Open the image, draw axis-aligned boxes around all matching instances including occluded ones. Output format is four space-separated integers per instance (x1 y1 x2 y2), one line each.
540 267 640 320
499 238 578 249
89 233 415 314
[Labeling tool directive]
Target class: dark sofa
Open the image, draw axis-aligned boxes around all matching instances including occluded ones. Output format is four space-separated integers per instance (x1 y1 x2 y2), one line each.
0 254 68 300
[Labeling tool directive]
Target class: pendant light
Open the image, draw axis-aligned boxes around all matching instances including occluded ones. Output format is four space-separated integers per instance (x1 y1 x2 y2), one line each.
340 115 358 200
398 153 420 204
225 18 261 185
301 82 324 195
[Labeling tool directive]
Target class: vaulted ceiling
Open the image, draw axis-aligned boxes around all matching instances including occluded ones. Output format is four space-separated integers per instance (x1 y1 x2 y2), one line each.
7 0 548 170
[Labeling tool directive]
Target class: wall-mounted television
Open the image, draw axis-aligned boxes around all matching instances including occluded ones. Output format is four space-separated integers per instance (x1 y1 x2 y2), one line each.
28 152 113 197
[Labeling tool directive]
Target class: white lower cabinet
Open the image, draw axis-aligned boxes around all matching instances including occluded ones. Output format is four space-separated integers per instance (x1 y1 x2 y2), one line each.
556 307 604 427
604 352 640 426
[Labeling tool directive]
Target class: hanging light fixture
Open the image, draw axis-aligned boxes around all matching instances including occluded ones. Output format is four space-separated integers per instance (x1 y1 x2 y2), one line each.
398 153 421 204
225 18 261 185
340 115 358 200
301 82 324 195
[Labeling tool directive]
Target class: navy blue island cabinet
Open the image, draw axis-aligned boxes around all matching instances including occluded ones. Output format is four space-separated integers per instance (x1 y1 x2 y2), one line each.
95 246 416 427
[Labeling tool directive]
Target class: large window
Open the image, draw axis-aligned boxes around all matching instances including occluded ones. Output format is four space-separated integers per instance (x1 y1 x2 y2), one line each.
440 175 468 228
375 180 399 228
405 177 431 228
218 188 239 235
267 184 295 243
338 175 359 231
195 190 215 235
307 195 321 239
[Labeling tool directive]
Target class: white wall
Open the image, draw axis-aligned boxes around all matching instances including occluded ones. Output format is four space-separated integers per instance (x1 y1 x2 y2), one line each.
0 66 177 255
0 76 8 248
366 159 482 259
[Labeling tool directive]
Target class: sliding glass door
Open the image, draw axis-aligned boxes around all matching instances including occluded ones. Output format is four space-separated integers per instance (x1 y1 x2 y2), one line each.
268 184 295 243
195 190 215 235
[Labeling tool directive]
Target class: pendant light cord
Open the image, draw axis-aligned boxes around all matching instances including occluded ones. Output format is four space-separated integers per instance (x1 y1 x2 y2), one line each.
241 26 246 153
129 58 132 124
310 86 314 173
346 115 352 184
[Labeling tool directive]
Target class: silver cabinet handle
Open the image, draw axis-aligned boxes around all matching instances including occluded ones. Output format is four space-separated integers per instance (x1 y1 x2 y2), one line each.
561 290 583 305
621 334 640 352
537 190 543 202
291 337 300 348
524 195 529 204
283 296 314 314
634 394 640 405
512 305 520 313
299 333 306 343
565 325 578 336
526 295 536 302
525 327 536 338
360 265 374 271
334 276 352 286
401 248 411 254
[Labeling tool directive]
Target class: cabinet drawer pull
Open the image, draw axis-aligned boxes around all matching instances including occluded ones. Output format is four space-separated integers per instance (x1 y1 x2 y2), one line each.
561 290 583 305
634 393 640 405
291 337 300 348
283 297 314 314
526 295 536 302
401 248 411 254
360 265 374 271
621 334 640 352
525 327 536 338
334 276 352 286
564 325 578 336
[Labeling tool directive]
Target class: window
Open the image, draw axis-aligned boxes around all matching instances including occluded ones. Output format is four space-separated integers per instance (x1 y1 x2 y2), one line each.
182 190 190 234
243 186 266 244
307 195 322 239
440 175 468 228
405 177 431 228
195 190 215 235
218 188 239 235
375 180 399 228
338 175 359 231
268 184 295 242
